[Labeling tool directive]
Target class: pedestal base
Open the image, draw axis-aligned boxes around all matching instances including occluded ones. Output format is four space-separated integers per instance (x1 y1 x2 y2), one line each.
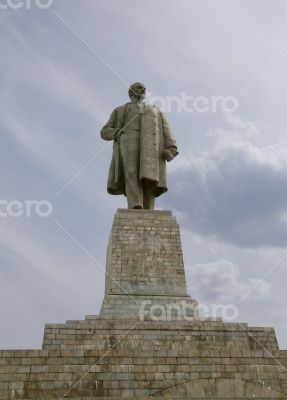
100 209 198 320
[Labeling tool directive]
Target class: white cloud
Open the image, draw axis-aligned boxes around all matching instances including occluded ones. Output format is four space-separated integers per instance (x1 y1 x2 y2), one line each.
167 114 287 247
187 259 271 304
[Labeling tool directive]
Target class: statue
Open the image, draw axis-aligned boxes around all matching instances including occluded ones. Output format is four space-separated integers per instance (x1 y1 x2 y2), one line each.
100 82 178 209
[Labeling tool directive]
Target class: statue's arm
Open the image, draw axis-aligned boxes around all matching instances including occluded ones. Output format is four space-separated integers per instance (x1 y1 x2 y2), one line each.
100 109 118 141
160 112 179 161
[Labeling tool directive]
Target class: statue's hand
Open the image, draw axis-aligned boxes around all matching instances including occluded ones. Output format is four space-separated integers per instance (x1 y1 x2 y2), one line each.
163 147 178 162
163 149 175 162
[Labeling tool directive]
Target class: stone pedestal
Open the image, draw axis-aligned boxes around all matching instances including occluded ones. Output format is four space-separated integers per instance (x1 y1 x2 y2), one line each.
0 209 286 399
100 209 198 320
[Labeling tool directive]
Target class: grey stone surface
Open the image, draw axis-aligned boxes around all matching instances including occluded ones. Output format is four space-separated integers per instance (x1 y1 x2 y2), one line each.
100 209 198 320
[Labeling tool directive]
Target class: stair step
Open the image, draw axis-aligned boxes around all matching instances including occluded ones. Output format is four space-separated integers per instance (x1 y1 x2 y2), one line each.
17 398 283 400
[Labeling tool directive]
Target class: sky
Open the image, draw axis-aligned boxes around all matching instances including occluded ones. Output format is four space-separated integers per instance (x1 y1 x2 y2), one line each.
0 0 287 350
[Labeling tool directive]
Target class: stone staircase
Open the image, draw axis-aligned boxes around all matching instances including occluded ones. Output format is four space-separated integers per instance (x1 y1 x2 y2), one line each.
1 316 286 398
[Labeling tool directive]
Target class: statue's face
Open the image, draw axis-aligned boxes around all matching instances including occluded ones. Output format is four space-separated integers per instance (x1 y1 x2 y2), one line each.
130 83 146 99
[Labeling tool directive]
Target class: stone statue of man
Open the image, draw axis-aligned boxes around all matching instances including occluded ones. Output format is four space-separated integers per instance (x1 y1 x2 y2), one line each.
100 82 178 209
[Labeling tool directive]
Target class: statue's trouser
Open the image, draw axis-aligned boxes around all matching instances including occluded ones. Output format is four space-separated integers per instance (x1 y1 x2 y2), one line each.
120 130 155 209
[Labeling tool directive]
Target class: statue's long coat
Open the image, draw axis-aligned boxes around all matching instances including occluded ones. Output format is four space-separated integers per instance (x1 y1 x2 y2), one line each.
100 103 177 197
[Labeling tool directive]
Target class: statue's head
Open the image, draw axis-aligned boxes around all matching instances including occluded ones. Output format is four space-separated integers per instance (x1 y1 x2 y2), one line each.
129 82 146 100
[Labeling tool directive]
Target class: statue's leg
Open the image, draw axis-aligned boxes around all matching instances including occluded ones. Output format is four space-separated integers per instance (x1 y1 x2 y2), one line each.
120 132 143 209
143 180 155 210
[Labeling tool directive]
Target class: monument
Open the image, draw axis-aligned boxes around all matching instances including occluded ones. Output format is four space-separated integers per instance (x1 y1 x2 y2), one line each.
100 82 178 209
0 85 287 399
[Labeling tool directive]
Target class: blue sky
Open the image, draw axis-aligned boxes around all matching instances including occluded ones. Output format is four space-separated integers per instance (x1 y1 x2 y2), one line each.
0 0 287 349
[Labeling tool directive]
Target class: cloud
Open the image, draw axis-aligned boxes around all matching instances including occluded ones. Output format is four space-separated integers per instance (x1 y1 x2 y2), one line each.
187 259 271 304
167 113 287 248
